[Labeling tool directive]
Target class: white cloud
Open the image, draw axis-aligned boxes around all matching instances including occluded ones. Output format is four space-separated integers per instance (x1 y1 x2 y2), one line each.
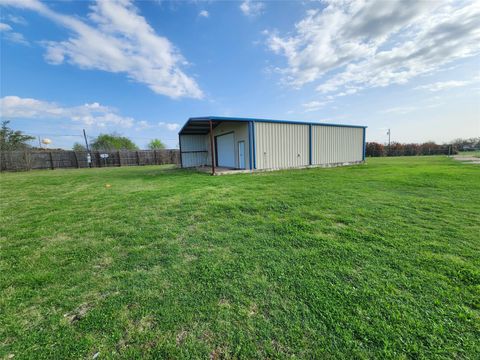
0 96 135 128
136 120 153 130
0 22 11 31
380 101 440 115
4 14 28 25
199 10 209 18
416 78 480 92
302 100 330 112
0 0 203 99
268 0 480 96
380 106 417 115
240 1 265 17
0 21 28 45
158 122 180 131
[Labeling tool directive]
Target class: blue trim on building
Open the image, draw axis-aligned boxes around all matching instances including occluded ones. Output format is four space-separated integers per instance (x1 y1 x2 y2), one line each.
178 115 367 135
362 128 366 161
252 121 256 169
309 124 312 165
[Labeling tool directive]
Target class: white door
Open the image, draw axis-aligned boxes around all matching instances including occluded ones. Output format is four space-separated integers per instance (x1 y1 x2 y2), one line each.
216 133 235 168
238 141 245 169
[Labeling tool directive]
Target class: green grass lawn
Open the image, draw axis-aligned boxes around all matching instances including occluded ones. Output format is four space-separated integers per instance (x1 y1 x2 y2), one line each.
1 157 479 359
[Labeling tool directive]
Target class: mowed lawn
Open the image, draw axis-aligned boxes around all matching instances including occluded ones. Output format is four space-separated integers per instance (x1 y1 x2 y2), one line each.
1 157 479 359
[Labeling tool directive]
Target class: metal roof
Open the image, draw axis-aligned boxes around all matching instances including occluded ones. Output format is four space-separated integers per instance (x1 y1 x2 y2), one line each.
179 116 367 135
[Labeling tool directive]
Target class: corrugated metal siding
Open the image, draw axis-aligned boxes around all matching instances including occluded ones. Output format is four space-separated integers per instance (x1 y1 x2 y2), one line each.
312 126 363 165
182 152 208 167
181 135 206 151
180 134 208 167
206 122 249 168
255 122 309 169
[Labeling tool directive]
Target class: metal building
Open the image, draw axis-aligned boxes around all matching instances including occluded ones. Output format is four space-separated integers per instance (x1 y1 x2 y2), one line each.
178 116 366 174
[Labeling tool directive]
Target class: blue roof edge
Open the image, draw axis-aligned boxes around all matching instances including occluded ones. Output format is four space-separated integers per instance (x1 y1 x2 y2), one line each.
179 116 367 134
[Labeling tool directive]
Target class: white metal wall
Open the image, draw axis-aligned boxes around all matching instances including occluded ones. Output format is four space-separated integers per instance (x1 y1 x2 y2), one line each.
180 134 208 167
206 122 250 168
312 125 363 165
254 122 309 170
181 121 364 170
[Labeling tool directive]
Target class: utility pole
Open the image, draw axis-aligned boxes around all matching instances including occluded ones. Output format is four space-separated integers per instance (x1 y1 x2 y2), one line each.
38 136 42 149
83 129 90 152
386 128 391 156
83 129 92 168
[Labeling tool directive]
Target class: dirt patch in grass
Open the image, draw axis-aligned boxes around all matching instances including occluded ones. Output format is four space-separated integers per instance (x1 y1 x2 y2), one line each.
218 298 231 308
64 303 91 323
248 303 258 317
209 346 227 360
183 253 198 263
453 155 480 164
176 330 188 346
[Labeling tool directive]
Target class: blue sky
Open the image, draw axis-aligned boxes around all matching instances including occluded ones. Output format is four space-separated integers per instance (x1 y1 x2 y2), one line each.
1 0 479 149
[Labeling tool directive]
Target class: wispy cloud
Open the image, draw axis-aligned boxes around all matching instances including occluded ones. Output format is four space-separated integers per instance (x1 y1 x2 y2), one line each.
240 1 265 17
416 78 480 92
0 0 203 99
0 22 11 31
199 10 209 18
158 122 180 131
4 14 28 25
0 95 135 128
0 21 28 45
302 100 330 112
136 120 180 132
380 106 418 115
135 120 152 130
380 101 440 115
267 1 480 97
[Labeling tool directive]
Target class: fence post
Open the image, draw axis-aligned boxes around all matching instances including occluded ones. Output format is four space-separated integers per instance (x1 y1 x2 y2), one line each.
153 150 157 165
73 151 79 168
24 149 32 171
49 152 54 170
136 151 140 166
118 151 122 166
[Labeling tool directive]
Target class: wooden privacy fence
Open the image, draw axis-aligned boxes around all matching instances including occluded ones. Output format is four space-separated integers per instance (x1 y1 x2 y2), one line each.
0 149 180 172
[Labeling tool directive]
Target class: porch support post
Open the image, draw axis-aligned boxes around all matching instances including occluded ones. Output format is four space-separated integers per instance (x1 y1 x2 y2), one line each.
209 120 215 175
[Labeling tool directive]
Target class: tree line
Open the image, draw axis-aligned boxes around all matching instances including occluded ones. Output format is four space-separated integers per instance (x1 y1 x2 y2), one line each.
72 134 165 151
2 120 478 156
366 138 479 157
1 121 167 151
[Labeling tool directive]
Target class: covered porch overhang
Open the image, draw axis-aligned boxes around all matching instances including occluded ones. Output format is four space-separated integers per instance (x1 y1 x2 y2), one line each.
178 118 223 136
179 117 253 175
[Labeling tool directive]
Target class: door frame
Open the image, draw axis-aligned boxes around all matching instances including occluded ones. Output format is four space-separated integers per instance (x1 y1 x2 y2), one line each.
238 140 245 169
214 131 235 168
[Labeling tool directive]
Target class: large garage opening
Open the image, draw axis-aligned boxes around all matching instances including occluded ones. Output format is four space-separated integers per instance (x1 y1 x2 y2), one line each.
215 132 235 168
179 117 252 174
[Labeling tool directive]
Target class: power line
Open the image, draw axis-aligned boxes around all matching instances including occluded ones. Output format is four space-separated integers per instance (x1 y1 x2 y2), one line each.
29 133 84 137
28 133 178 141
